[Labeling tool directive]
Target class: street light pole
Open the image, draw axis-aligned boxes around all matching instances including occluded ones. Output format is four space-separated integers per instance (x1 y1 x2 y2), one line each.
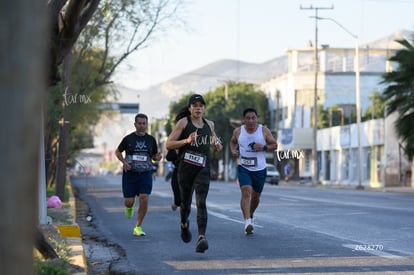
355 37 363 189
301 5 333 185
314 16 363 189
224 82 229 182
312 13 318 186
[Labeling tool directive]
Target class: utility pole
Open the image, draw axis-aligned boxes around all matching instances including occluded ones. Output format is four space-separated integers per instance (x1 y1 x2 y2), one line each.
274 90 280 168
224 82 229 182
56 51 72 200
300 4 333 185
275 90 280 135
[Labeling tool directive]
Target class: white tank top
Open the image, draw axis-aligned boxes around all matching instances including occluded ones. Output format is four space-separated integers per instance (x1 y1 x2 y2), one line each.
238 124 266 171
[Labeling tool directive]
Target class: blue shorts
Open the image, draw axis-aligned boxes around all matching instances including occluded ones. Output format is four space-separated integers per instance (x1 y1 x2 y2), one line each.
122 170 152 198
237 165 267 193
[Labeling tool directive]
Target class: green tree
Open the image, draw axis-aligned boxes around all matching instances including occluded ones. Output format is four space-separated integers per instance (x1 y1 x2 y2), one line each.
381 38 414 187
166 83 270 139
76 0 184 87
45 48 117 191
317 105 329 129
363 90 386 120
381 38 414 160
47 0 101 85
204 82 270 140
48 0 185 198
166 82 270 179
206 82 270 179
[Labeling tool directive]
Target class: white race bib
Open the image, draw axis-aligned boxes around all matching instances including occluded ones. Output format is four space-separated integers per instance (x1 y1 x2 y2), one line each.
132 155 147 161
240 156 257 167
183 151 206 167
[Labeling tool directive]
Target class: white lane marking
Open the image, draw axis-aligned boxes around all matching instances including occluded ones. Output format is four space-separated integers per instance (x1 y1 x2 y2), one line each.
153 191 264 228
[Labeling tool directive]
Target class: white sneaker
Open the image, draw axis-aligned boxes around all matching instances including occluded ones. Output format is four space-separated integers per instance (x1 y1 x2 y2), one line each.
244 218 253 235
245 223 254 235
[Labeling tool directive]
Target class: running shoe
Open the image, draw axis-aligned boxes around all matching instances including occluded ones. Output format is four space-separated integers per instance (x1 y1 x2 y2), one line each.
133 226 146 236
180 220 192 243
195 236 209 253
245 223 254 235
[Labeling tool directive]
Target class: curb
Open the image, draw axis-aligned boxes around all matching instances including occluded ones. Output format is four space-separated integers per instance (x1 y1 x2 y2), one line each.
56 184 87 275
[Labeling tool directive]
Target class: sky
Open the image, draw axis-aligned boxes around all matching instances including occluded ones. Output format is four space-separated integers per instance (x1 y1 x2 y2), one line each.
113 0 414 114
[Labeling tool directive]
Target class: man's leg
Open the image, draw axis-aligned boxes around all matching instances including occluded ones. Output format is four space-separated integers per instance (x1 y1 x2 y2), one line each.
241 185 254 235
133 171 153 236
124 197 135 208
136 194 149 227
123 171 137 218
250 191 261 218
240 185 252 220
249 169 266 220
238 166 254 235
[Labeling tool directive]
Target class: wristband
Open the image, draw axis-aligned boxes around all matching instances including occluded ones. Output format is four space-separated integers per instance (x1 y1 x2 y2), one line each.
263 145 268 151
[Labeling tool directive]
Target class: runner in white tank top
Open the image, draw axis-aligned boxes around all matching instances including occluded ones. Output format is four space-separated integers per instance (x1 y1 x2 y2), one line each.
229 108 278 235
238 124 267 171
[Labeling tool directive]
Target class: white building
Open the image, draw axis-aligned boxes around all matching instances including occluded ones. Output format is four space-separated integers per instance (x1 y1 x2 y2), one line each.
262 30 412 187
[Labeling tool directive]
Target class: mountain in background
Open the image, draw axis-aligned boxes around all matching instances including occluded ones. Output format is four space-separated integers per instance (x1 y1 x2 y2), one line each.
115 29 412 120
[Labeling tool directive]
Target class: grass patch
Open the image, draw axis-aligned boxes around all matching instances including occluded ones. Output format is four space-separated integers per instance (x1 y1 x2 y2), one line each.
34 181 82 274
46 183 73 225
34 226 75 275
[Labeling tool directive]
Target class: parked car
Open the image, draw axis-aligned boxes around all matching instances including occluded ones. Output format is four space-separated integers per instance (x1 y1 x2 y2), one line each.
265 163 280 185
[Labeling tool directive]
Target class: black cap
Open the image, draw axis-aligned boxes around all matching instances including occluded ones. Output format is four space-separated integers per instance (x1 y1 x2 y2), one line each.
188 94 206 106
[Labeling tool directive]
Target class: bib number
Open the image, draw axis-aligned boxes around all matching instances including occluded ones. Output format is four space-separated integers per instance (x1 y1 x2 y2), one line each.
132 155 147 161
240 156 257 167
128 154 151 172
183 151 206 167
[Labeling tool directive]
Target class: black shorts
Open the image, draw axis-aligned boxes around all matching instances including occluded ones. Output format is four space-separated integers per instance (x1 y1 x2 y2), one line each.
122 170 152 198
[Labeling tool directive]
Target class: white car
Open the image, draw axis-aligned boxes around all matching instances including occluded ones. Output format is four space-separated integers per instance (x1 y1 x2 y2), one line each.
265 163 280 185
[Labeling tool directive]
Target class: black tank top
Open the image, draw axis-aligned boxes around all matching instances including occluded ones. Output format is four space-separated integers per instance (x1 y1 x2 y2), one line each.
178 116 212 168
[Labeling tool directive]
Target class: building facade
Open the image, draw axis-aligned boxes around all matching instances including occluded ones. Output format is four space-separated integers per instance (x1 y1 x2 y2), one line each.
262 36 411 187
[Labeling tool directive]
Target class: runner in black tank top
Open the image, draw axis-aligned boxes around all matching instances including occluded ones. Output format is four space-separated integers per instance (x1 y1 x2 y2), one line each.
166 94 222 253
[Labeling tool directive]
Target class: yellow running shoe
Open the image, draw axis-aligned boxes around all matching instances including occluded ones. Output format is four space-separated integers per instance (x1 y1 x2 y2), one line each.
133 226 146 236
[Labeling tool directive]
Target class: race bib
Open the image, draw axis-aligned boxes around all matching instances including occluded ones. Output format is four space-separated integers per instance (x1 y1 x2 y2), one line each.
183 151 206 167
132 155 147 161
240 156 257 167
127 154 151 172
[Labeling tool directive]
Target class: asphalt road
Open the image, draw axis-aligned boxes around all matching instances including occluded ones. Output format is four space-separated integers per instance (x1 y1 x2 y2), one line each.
71 175 414 274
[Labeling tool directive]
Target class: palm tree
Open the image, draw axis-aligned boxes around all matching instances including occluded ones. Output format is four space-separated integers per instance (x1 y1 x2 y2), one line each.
381 38 414 187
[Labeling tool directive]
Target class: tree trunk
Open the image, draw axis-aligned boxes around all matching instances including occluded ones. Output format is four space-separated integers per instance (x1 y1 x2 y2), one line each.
56 53 72 200
0 1 47 274
46 129 58 188
34 227 58 259
47 139 58 188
